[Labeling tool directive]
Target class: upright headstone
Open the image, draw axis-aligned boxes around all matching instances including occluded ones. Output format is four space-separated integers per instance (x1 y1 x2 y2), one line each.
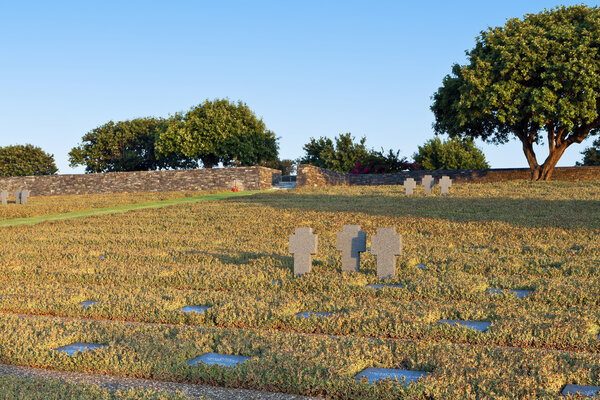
289 227 318 275
336 225 367 272
440 176 452 195
13 190 21 204
20 189 29 204
370 227 402 278
1 190 7 206
422 175 434 194
403 178 416 196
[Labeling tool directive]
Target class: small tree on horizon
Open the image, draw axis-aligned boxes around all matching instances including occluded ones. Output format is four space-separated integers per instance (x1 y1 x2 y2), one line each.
413 137 489 170
0 144 58 177
577 137 600 166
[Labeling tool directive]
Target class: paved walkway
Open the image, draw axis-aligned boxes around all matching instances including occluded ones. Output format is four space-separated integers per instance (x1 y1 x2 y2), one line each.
0 363 320 400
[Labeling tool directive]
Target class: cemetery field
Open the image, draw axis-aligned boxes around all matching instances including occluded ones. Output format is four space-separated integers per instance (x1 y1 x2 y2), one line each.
0 180 599 399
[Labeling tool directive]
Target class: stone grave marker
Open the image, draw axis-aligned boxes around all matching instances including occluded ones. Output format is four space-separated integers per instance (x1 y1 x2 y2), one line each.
177 305 210 314
188 352 249 368
403 178 416 195
487 288 533 299
13 190 21 204
439 176 452 195
296 311 334 319
336 225 367 272
422 175 434 195
366 283 403 290
561 384 600 397
370 227 402 278
439 319 491 333
355 367 428 385
20 189 29 204
55 342 108 356
79 300 101 308
289 227 318 275
1 190 7 206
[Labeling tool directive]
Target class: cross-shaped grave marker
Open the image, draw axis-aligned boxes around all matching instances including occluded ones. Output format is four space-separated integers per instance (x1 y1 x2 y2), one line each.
422 175 434 194
13 190 21 204
289 227 318 275
1 190 7 206
370 227 402 278
403 178 416 195
336 224 367 272
440 176 452 195
21 189 29 204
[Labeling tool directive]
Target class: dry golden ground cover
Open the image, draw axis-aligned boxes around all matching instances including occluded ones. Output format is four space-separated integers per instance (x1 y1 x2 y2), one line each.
0 181 598 399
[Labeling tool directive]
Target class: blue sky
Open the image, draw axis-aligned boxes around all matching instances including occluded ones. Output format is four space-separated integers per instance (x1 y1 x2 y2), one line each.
0 1 596 174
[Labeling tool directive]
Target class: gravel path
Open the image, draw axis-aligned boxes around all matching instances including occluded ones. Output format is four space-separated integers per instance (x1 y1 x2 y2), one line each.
0 363 321 400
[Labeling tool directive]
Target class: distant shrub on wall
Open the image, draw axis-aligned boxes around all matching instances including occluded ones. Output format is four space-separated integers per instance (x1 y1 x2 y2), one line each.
0 144 58 177
413 137 489 170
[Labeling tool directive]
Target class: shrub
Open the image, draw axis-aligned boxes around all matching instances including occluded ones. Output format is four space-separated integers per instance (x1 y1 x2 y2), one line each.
0 144 58 177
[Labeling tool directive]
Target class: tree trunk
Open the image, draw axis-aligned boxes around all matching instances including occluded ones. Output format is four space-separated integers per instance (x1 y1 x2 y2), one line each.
537 144 567 181
518 135 541 180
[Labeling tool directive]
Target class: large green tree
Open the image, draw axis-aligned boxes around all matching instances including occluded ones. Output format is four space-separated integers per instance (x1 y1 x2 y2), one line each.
69 118 196 173
156 99 278 168
578 137 600 165
413 137 489 170
431 5 600 180
0 144 58 177
298 133 371 172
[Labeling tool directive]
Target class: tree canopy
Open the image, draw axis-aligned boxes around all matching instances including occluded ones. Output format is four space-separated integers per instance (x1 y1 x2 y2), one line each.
156 99 278 168
578 137 600 165
431 5 600 180
0 144 58 177
413 137 489 170
69 118 196 173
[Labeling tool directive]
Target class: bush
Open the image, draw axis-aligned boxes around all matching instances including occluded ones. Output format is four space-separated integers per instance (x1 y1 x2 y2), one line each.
577 137 600 166
413 137 489 170
0 144 58 177
350 149 418 174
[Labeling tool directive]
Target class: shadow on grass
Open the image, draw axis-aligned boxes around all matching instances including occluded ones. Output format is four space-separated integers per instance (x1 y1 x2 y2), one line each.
228 192 600 230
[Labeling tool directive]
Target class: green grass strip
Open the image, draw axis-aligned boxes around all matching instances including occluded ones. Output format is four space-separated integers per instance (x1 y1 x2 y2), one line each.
0 191 261 228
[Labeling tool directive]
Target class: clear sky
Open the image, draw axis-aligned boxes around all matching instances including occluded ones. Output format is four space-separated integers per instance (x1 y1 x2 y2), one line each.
0 0 596 174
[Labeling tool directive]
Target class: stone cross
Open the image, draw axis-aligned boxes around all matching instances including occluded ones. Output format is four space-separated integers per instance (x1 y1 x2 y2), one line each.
1 190 7 206
370 227 402 278
21 189 29 204
13 190 21 204
403 178 416 196
440 176 452 195
289 227 318 275
336 225 367 272
422 175 434 194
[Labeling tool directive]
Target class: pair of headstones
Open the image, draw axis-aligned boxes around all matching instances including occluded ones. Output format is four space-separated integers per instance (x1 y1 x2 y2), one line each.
289 225 402 278
1 189 29 205
403 175 451 195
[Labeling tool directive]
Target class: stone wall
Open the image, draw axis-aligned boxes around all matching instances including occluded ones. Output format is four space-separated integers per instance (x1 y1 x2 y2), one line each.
0 166 281 196
296 164 600 187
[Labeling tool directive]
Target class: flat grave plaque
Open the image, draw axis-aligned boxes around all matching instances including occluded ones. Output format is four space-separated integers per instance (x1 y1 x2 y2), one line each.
55 342 107 356
355 367 427 385
416 263 426 270
188 352 249 368
270 279 281 286
177 305 210 314
439 319 491 332
366 284 404 289
78 300 101 308
561 384 600 397
296 311 334 319
487 288 533 298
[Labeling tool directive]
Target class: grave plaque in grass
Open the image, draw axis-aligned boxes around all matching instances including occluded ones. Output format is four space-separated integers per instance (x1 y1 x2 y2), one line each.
487 288 533 299
370 227 402 278
188 353 249 368
561 384 600 397
422 175 434 195
439 319 491 333
440 176 452 195
366 283 404 290
403 178 416 195
296 311 334 319
78 300 101 308
177 305 210 314
55 343 108 356
1 190 7 206
355 367 427 385
416 263 426 270
336 225 367 273
289 227 318 276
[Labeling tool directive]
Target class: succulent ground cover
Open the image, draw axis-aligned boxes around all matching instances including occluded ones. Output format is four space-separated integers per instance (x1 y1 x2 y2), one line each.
0 181 598 398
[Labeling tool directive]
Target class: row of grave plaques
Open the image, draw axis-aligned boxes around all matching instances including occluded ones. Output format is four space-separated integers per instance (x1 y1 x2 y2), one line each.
1 189 29 205
404 175 452 195
290 225 402 278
